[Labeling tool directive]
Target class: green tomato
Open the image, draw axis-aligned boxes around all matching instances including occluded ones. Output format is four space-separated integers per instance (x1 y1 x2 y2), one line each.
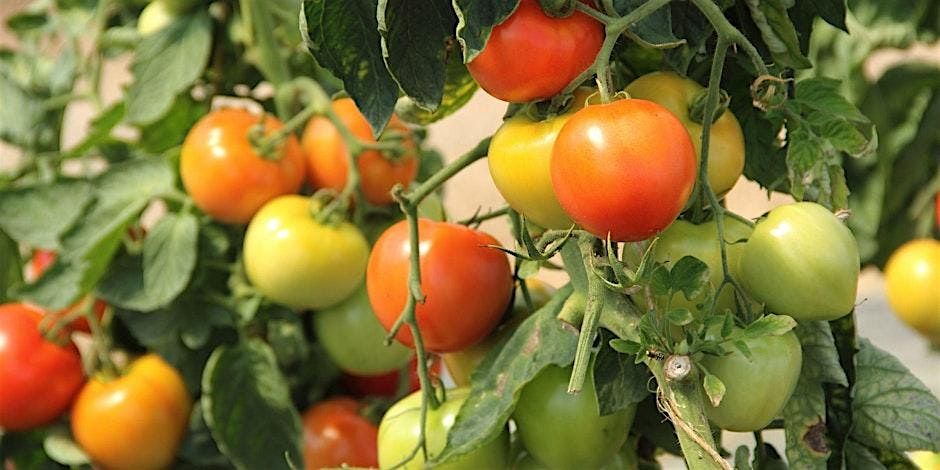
513 447 638 470
137 1 175 36
513 365 635 470
738 202 859 321
243 195 369 310
314 284 412 375
378 387 510 469
701 329 802 431
652 215 753 315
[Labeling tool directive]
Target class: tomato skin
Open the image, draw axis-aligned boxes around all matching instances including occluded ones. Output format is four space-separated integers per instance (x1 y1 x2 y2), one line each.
137 1 175 35
244 195 369 310
738 202 860 321
467 0 603 102
302 397 378 469
551 99 697 242
314 284 412 375
651 216 753 315
341 355 441 398
181 108 305 224
302 98 418 205
625 72 745 196
513 365 635 470
701 330 802 431
29 249 107 334
367 219 513 352
378 387 510 469
0 303 85 431
884 239 940 343
71 354 191 470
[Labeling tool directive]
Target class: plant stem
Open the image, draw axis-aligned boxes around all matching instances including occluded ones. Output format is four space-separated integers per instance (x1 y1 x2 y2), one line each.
457 205 510 226
688 0 769 76
407 138 491 205
568 234 605 393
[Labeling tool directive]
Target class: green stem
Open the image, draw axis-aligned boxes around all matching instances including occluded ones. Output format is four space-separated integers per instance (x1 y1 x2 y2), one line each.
688 0 769 76
568 234 605 393
457 205 510 226
240 0 290 94
407 138 491 205
83 298 118 378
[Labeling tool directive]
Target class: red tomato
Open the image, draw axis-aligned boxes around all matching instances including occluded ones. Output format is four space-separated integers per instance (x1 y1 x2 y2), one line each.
0 303 85 431
302 397 378 469
180 108 305 224
302 98 419 206
341 356 441 398
467 0 603 102
29 249 107 334
367 219 513 352
551 99 697 241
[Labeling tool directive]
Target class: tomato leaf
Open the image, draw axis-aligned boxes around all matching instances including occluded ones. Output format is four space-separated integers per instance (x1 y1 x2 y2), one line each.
300 0 397 136
744 0 812 69
178 402 231 468
594 333 650 416
125 11 211 125
740 314 797 338
61 102 125 159
0 230 21 302
139 95 208 154
702 373 726 407
611 0 682 48
666 308 694 326
0 179 93 249
782 321 847 468
435 284 577 463
202 340 303 470
851 338 940 452
453 0 520 62
395 52 479 125
141 212 199 308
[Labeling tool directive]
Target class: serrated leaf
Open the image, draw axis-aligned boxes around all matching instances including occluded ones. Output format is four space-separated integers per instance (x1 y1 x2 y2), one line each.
851 338 940 452
669 256 710 301
435 285 576 462
746 0 812 69
202 340 303 470
301 0 397 136
126 11 211 125
594 335 650 416
612 0 682 48
844 440 887 470
453 0 520 61
142 212 198 308
741 314 797 338
0 180 93 249
649 264 670 296
703 373 726 407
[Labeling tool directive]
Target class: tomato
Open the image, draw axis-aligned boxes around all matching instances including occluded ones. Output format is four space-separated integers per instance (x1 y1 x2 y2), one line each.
71 354 191 470
551 98 697 241
444 279 555 386
651 216 754 316
367 219 513 352
883 239 940 343
378 387 510 469
513 447 638 470
625 72 745 196
302 98 418 205
314 283 412 375
302 397 378 469
737 202 860 321
513 364 635 470
29 249 107 334
137 1 175 36
466 0 603 103
910 450 940 470
0 303 84 431
936 193 939 229
181 108 305 224
341 355 441 398
244 195 369 310
701 330 802 431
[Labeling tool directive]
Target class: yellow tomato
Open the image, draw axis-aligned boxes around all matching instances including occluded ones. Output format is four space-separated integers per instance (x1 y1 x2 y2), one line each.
884 238 940 343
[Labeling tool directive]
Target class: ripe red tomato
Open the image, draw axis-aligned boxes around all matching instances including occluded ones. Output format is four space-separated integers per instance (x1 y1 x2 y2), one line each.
0 303 85 431
341 356 442 398
551 99 697 241
467 0 603 102
302 98 418 205
367 219 513 352
29 249 107 334
302 397 378 469
180 108 305 224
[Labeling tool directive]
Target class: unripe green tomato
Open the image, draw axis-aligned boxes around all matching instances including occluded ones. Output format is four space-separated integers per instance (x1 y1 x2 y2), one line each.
652 215 753 315
137 1 175 36
243 195 369 310
625 72 745 197
378 387 510 469
513 365 635 470
513 446 638 470
314 284 412 375
701 329 802 431
737 202 859 321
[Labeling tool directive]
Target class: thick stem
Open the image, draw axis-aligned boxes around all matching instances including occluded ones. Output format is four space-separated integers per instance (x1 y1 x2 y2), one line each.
568 235 605 393
649 361 729 470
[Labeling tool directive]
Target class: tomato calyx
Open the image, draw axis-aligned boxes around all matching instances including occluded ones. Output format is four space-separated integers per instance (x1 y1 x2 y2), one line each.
688 87 731 125
538 0 577 18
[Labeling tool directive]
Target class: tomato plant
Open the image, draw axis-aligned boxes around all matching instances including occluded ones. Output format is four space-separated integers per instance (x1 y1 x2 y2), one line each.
341 355 442 398
302 397 378 469
466 0 603 103
551 98 698 241
378 387 511 469
181 108 306 225
738 202 860 321
0 303 85 431
625 71 745 197
367 218 513 352
29 249 106 334
302 98 419 205
243 195 370 310
71 354 191 470
883 239 940 344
